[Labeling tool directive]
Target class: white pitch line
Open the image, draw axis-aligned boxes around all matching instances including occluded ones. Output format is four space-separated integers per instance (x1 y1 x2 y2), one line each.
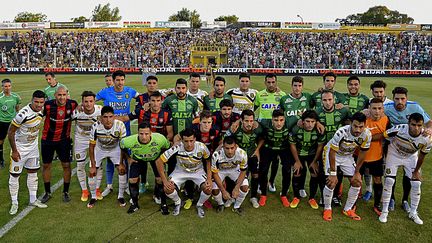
0 168 77 238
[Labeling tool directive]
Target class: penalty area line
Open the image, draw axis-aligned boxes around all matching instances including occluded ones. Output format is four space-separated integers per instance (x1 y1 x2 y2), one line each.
0 168 77 238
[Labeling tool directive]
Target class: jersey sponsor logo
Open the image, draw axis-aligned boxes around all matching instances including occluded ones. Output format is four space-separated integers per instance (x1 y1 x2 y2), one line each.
1 105 7 111
172 112 193 119
125 93 130 99
108 101 128 110
261 104 280 109
285 109 304 117
284 98 293 103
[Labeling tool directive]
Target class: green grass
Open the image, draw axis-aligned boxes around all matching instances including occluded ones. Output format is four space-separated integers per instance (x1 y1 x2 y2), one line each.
0 74 431 242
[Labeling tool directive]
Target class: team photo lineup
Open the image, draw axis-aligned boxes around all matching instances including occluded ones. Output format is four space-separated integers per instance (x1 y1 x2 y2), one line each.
1 68 431 227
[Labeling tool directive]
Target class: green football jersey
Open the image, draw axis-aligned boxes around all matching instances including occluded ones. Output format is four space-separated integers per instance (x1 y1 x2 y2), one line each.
316 106 351 142
262 122 290 150
310 90 346 109
120 133 170 162
289 125 325 156
343 93 369 114
225 122 264 157
203 94 232 112
162 94 198 134
0 92 21 122
280 92 311 118
44 82 68 100
255 89 286 120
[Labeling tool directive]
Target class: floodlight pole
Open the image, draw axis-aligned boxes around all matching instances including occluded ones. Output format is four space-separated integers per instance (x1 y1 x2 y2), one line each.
297 15 304 23
409 33 414 70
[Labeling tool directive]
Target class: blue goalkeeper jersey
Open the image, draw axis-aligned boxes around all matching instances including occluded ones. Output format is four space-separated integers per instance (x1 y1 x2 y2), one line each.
384 101 430 125
96 86 138 135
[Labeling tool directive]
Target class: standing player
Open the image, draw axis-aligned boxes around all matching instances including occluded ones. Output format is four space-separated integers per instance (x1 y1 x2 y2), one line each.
310 72 345 110
156 128 212 218
104 73 113 87
203 76 232 112
255 74 286 127
7 90 47 215
43 72 68 100
343 76 369 114
322 112 372 221
119 122 170 214
379 113 431 224
212 99 241 136
289 110 325 209
96 70 138 197
257 109 291 207
0 79 21 168
370 80 392 104
40 86 78 203
187 73 208 113
384 87 431 212
135 75 160 110
227 73 258 115
360 98 390 214
212 137 249 215
162 78 198 135
87 106 127 208
72 91 102 202
226 110 264 208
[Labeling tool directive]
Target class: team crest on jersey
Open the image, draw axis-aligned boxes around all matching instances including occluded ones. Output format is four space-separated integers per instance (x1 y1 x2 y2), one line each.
335 117 341 122
197 152 203 157
275 97 281 102
76 154 81 159
151 142 158 146
312 135 317 140
125 93 130 99
59 110 64 116
223 121 230 128
1 105 7 111
285 98 293 103
386 168 391 175
151 118 157 123
250 93 255 99
187 104 192 110
14 166 20 172
300 102 306 106
114 131 120 137
357 138 364 144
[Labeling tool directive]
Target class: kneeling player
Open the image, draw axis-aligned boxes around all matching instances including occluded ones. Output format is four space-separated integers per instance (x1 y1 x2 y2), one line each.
322 112 372 221
212 136 249 215
87 106 127 208
8 90 47 215
379 113 431 225
156 128 212 218
120 122 170 214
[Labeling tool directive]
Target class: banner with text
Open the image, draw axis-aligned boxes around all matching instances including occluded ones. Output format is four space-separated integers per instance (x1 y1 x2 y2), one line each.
123 21 151 28
155 21 190 28
84 22 123 28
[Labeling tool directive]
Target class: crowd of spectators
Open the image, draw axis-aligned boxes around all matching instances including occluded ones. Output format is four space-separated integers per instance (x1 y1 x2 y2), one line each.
1 29 431 69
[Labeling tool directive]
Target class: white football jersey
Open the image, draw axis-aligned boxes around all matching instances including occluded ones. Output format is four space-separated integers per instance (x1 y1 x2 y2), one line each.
11 104 43 151
89 119 126 150
187 89 208 112
72 105 102 140
211 147 248 172
328 125 372 156
384 124 432 158
226 88 258 114
161 141 210 172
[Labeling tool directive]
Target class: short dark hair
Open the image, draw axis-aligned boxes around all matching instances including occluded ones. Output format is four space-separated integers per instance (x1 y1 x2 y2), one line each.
1 78 11 85
146 75 158 82
409 112 424 123
104 74 112 78
214 76 226 84
200 110 212 120
138 121 151 130
239 72 250 80
150 91 162 99
223 136 236 145
369 98 383 105
189 73 201 78
301 110 319 121
321 89 334 97
323 72 336 82
240 109 255 119
101 106 114 115
370 80 386 90
219 99 234 109
45 72 55 78
176 78 187 87
265 73 277 81
292 76 303 85
351 112 367 123
180 128 196 138
112 70 126 80
347 75 360 84
272 109 285 118
392 87 408 97
32 90 46 99
81 91 96 99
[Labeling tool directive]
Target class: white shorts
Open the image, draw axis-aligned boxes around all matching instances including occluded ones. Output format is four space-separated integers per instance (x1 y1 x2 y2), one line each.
9 153 40 174
212 169 249 190
169 168 207 188
384 154 418 179
74 137 89 162
324 145 356 177
95 146 121 168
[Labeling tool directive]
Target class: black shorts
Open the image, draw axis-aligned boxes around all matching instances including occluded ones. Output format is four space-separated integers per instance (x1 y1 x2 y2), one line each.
129 160 159 179
248 156 259 174
360 159 384 177
0 121 10 140
41 139 72 164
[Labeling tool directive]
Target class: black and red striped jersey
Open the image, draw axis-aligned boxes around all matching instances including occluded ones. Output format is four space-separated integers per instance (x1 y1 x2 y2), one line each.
192 124 220 154
128 108 172 136
212 111 241 135
42 99 78 142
